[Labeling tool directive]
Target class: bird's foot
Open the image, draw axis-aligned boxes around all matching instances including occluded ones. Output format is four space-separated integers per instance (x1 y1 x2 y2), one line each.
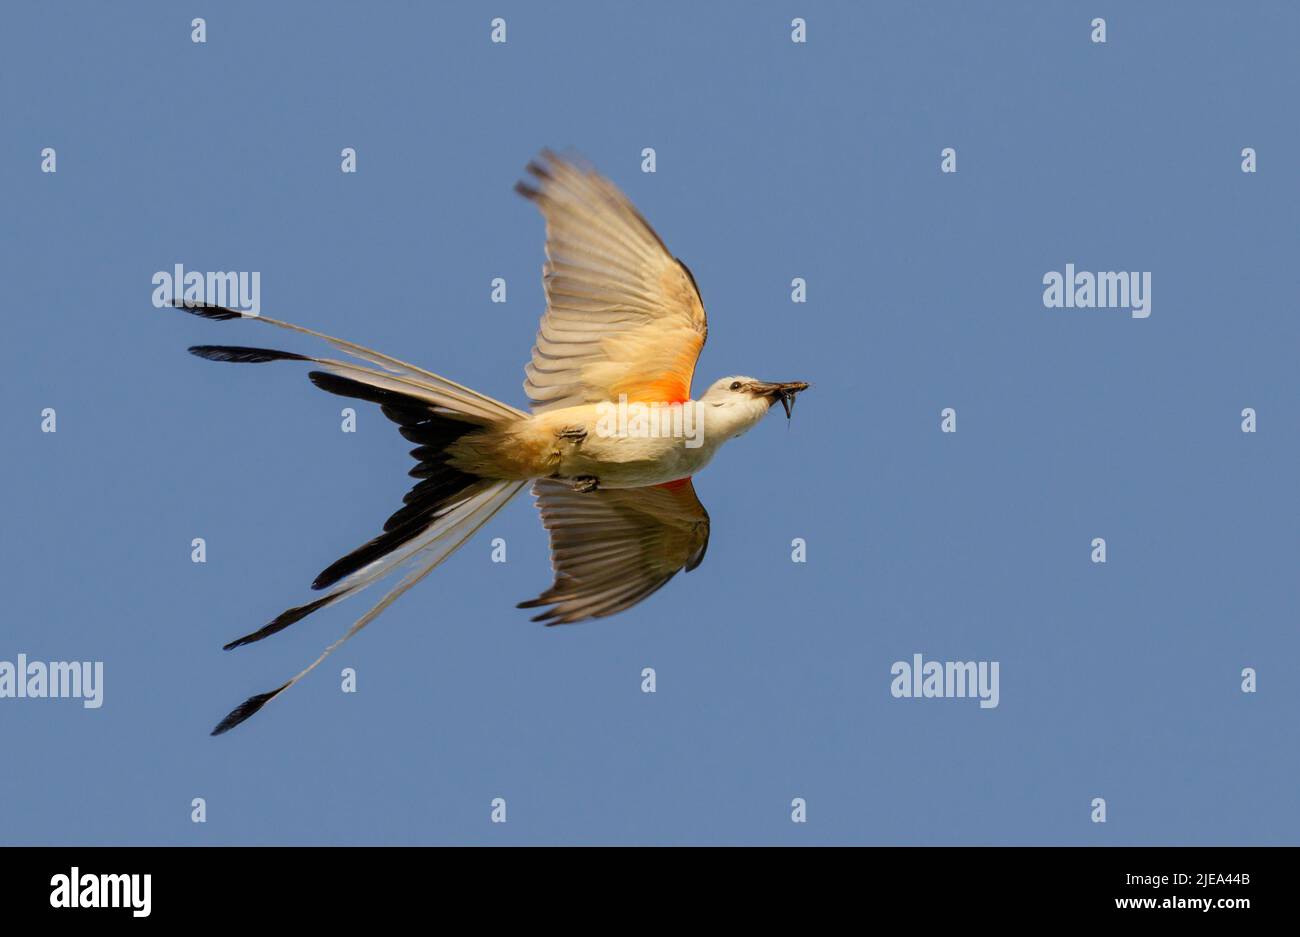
571 475 599 493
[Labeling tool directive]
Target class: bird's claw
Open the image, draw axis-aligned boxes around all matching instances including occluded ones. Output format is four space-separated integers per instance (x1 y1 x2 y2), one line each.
571 475 599 493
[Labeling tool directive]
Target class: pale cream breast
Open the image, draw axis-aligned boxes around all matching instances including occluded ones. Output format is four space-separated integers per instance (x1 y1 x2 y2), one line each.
449 400 729 488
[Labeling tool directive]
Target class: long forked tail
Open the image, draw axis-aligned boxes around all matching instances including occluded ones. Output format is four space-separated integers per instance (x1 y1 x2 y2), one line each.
169 301 528 735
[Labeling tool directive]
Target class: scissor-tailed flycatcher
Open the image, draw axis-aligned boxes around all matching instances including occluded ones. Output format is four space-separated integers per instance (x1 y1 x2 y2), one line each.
172 151 808 734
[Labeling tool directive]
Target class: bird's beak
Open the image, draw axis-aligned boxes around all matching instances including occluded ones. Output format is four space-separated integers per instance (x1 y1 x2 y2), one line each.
751 381 810 419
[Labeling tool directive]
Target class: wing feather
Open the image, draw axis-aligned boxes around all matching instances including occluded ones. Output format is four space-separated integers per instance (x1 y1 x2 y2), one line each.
519 478 711 625
516 151 707 411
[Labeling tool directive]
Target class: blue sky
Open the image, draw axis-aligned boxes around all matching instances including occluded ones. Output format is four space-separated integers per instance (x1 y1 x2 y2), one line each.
2 1 1297 844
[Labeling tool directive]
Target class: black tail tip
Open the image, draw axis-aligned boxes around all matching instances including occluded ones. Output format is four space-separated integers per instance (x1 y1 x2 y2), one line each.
189 344 307 364
166 299 246 321
222 592 343 650
210 682 291 736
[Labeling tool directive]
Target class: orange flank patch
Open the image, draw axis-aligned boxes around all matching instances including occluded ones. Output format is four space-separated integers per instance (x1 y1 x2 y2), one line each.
615 374 690 406
655 477 692 492
605 327 704 406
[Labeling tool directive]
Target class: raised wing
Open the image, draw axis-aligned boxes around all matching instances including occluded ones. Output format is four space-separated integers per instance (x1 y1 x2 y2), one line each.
516 151 708 412
519 478 711 624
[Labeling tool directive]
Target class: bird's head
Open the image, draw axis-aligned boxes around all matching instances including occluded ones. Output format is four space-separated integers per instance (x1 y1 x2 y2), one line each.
699 376 810 436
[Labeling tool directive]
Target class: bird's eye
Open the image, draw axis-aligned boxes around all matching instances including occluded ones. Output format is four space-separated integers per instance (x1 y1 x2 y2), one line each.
729 381 742 391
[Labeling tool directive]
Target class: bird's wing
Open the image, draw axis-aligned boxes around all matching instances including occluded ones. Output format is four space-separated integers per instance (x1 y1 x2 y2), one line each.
516 150 708 413
519 478 711 624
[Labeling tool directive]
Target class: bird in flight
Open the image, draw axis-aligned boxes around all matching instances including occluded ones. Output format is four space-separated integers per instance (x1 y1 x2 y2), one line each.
171 151 809 734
